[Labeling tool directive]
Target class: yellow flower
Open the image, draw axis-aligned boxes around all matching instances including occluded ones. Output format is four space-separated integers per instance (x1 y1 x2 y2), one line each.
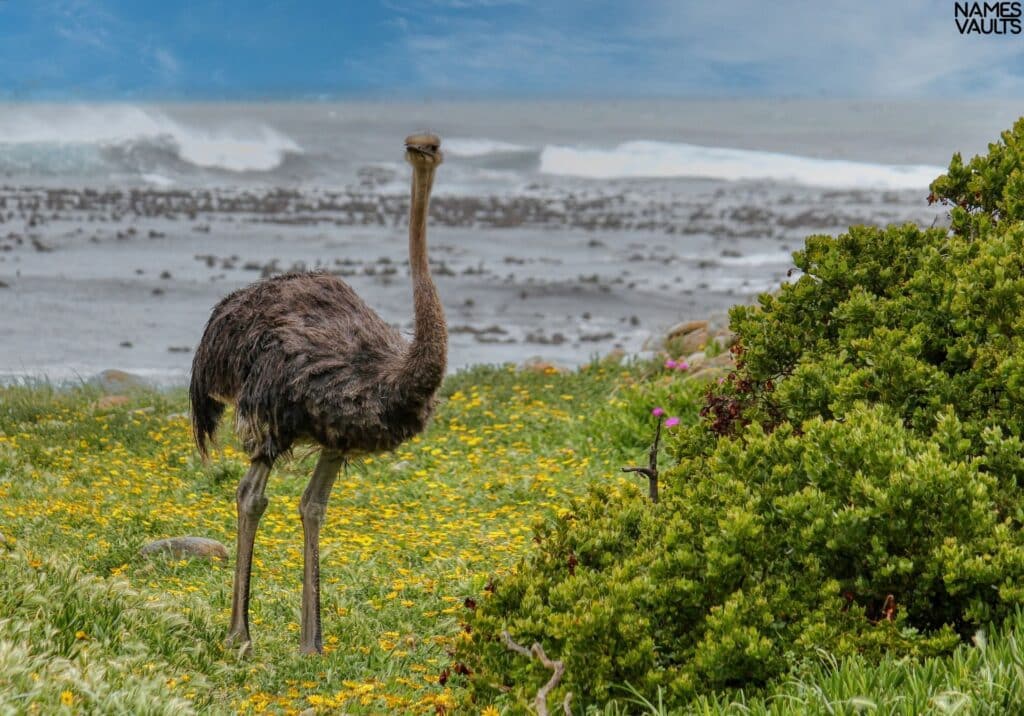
481 706 501 716
60 691 74 707
74 630 87 640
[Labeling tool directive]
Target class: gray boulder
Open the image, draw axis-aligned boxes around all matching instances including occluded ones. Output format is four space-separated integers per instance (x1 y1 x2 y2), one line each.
92 369 150 394
140 537 229 562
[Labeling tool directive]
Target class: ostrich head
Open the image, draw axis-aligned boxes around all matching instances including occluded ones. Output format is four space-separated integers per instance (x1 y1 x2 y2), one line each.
405 133 443 169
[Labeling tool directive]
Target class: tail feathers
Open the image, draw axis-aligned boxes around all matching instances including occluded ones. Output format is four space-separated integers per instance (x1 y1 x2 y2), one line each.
190 377 225 461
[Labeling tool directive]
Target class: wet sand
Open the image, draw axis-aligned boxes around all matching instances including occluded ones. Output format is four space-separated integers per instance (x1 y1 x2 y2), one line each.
0 182 947 384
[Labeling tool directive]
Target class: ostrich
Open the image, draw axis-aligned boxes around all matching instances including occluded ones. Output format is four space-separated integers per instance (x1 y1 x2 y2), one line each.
189 134 447 655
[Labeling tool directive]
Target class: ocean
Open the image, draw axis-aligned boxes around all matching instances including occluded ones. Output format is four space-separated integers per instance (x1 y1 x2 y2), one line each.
0 99 1020 384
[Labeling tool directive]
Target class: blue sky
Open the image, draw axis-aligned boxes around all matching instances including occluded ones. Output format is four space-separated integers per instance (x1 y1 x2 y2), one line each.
2 0 1024 99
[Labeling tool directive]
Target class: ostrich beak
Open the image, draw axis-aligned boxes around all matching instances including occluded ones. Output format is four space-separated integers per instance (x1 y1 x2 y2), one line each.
405 133 442 159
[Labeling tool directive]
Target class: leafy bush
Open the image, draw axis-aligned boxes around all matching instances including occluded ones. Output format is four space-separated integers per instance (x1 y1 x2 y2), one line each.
930 116 1024 235
458 121 1024 711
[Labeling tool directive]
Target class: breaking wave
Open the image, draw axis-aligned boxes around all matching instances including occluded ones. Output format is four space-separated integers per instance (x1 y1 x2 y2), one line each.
444 137 532 157
0 104 301 174
539 140 944 190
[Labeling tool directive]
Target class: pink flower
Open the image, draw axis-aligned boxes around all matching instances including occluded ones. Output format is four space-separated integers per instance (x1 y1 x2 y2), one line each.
664 416 681 428
717 377 725 384
651 407 665 417
676 361 690 371
664 359 677 369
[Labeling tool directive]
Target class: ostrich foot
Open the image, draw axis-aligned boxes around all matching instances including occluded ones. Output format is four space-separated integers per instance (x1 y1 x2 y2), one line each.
225 629 252 655
299 642 323 656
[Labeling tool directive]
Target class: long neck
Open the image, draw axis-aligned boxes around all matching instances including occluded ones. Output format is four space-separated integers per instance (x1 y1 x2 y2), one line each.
399 165 447 395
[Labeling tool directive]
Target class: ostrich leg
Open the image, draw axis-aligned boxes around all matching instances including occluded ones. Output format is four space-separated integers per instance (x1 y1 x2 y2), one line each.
227 457 273 650
299 450 344 655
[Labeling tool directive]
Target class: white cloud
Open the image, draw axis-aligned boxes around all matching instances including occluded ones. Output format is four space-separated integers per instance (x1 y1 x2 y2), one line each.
636 0 1024 96
153 48 180 78
394 0 1024 97
51 0 117 52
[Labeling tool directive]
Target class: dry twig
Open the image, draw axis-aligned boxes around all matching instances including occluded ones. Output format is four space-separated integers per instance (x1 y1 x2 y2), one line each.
501 630 573 716
621 420 662 502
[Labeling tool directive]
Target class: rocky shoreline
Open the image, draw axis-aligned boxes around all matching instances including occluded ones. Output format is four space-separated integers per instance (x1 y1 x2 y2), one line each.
0 183 945 384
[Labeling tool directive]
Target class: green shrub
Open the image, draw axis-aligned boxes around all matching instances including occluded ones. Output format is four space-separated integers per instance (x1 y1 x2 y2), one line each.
458 120 1024 712
930 116 1024 236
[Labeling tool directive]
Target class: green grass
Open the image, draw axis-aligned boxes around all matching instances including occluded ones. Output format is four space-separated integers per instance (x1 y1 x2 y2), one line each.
3 359 1023 714
0 358 687 714
600 616 1024 715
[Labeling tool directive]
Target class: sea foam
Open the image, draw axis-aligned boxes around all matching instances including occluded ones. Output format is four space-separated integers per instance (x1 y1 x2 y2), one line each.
0 104 301 173
444 137 531 157
539 140 944 190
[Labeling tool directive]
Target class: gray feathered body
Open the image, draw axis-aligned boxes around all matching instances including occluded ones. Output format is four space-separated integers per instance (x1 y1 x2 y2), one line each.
190 271 442 460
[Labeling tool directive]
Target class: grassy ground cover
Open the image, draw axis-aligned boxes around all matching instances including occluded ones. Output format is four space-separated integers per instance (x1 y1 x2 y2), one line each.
0 359 697 714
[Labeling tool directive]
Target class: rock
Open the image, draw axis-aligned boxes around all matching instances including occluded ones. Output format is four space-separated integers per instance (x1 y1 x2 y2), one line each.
685 367 729 383
641 332 666 352
685 351 707 369
140 537 229 562
92 369 150 394
665 320 712 354
94 395 130 410
713 331 738 351
709 352 735 368
677 329 710 354
603 347 626 364
520 357 566 374
667 319 709 339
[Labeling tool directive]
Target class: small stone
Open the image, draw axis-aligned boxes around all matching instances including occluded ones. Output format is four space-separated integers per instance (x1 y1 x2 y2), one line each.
140 537 229 562
520 357 566 374
667 320 709 340
684 367 729 383
92 369 150 394
94 395 130 410
641 332 666 352
603 347 626 364
709 352 735 368
686 351 707 369
713 331 738 351
677 328 710 355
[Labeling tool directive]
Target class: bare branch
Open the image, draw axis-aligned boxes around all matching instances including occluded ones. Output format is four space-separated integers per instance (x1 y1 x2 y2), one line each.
620 420 662 502
502 629 533 658
501 630 572 716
